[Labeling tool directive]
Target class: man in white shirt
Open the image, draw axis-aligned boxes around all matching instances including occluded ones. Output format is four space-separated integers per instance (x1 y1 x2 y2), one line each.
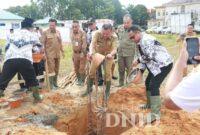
0 18 43 102
128 25 173 123
164 43 200 112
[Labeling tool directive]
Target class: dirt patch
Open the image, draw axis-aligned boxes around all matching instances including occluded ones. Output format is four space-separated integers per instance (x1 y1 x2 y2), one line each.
0 85 200 135
53 85 200 135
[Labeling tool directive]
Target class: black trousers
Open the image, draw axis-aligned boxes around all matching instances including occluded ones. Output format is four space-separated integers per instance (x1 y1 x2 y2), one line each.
0 58 38 91
97 64 103 82
145 63 173 96
33 60 45 82
18 60 45 89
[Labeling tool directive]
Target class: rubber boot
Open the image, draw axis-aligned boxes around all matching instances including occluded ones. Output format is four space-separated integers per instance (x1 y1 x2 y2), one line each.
53 75 59 88
118 78 124 87
49 76 56 90
0 90 4 97
118 72 124 87
146 96 161 123
79 74 85 86
139 91 151 109
105 81 111 100
30 86 43 102
76 73 81 86
81 78 94 97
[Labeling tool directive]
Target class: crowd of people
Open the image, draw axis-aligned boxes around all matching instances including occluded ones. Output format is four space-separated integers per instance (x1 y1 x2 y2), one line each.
0 14 200 123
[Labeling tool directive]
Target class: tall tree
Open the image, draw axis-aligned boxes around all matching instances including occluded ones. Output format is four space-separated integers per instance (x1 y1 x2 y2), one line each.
6 0 149 27
112 0 123 24
37 0 57 17
6 0 43 20
127 4 149 27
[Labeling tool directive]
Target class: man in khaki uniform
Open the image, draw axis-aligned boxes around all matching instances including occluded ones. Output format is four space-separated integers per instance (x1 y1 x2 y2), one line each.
82 24 117 100
70 20 87 86
117 14 136 86
42 19 64 90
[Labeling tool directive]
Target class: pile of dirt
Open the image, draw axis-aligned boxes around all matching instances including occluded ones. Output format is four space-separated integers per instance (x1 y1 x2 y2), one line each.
54 85 200 135
0 84 200 135
4 126 66 135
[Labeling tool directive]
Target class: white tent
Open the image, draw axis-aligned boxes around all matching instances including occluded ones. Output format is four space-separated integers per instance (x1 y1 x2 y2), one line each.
34 17 64 27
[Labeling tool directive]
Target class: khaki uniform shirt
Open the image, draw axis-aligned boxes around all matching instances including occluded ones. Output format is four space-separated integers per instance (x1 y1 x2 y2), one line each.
70 30 87 54
91 30 117 56
117 25 136 57
42 29 63 58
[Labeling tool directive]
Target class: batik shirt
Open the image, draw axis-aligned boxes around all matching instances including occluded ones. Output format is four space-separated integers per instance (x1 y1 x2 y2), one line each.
5 29 40 63
137 33 173 76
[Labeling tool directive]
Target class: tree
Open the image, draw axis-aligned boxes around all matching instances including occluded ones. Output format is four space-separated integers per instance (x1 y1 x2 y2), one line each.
73 0 114 19
6 0 150 27
127 4 149 27
36 0 57 17
112 0 123 24
6 0 43 20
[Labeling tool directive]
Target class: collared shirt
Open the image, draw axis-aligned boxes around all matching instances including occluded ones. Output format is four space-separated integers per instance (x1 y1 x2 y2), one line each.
117 25 136 57
90 30 117 56
87 29 96 45
137 33 173 76
70 30 87 53
42 29 62 58
5 29 40 63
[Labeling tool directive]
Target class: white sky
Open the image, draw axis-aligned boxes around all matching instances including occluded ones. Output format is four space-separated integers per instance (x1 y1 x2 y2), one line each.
1 0 172 9
119 0 172 8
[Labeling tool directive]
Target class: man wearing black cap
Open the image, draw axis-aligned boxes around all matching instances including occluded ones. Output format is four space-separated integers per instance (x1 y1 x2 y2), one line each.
0 18 43 102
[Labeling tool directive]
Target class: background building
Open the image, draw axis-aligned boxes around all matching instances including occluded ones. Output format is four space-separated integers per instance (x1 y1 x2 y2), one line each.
148 0 200 33
0 9 24 39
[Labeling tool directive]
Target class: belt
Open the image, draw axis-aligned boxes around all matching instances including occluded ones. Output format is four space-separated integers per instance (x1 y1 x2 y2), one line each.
74 51 82 54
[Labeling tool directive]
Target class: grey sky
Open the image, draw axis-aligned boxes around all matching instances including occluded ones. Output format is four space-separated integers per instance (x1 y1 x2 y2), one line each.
1 0 172 9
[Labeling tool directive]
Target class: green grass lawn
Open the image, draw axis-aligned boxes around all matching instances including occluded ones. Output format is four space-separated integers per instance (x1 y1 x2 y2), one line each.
153 34 178 47
0 33 192 77
59 44 73 77
153 34 180 60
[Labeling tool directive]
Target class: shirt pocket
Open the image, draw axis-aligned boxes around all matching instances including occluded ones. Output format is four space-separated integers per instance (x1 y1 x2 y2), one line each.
46 35 54 44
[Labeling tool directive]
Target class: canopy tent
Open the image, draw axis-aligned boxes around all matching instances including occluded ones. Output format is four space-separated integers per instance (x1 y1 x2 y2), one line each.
34 17 64 27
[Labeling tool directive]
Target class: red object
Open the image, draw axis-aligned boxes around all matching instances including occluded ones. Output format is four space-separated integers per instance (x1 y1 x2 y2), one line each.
9 99 23 109
32 53 44 63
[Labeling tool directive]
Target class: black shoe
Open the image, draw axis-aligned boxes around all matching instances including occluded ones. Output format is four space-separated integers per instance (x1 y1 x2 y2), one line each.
98 80 104 86
112 76 118 80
